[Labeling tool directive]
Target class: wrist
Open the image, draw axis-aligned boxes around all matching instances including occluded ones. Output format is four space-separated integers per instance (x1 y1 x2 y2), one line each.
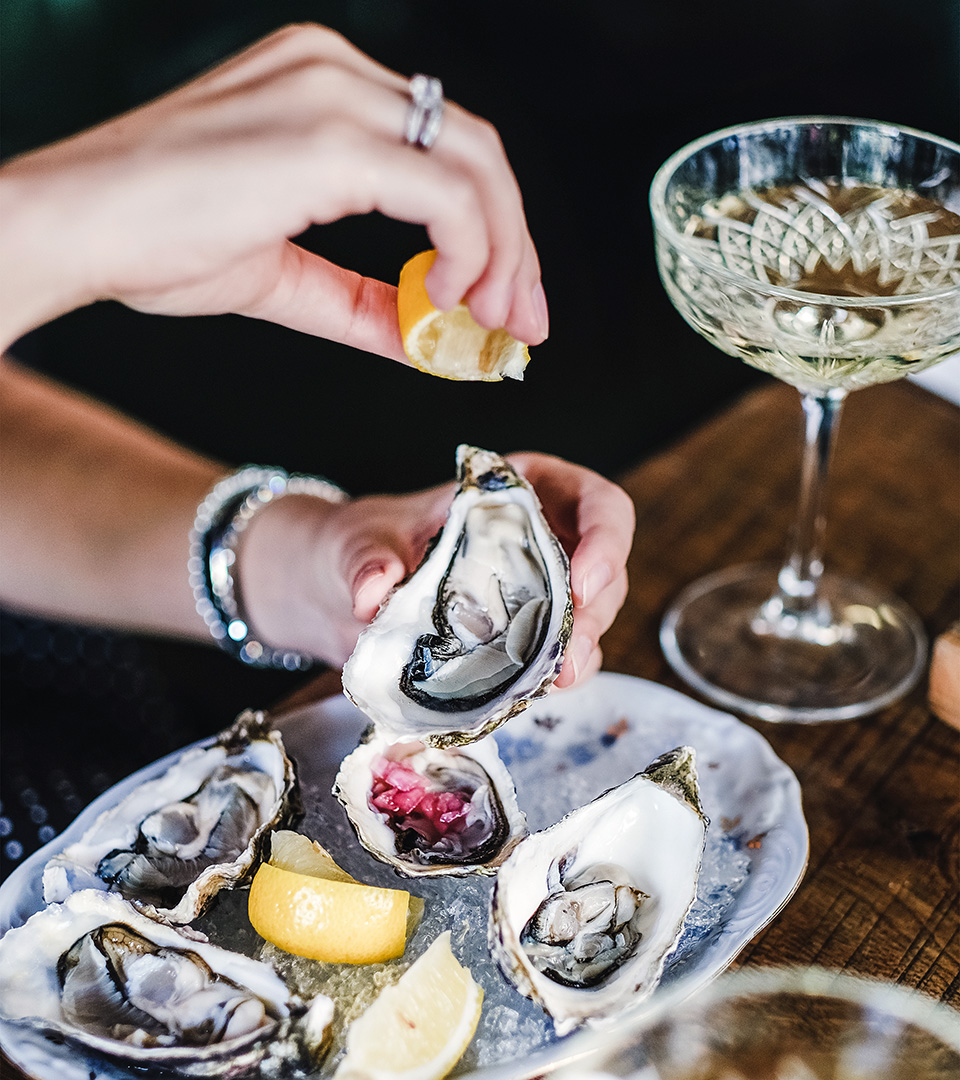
189 467 347 669
0 162 97 350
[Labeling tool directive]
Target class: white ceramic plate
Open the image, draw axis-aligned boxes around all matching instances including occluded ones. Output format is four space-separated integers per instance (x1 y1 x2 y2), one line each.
0 673 808 1079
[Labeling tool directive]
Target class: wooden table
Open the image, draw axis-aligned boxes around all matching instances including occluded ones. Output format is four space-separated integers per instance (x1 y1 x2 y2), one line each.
2 378 956 1079
602 378 959 1004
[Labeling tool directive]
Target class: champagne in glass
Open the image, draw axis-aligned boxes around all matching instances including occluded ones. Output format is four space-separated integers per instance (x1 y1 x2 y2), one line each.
649 118 960 722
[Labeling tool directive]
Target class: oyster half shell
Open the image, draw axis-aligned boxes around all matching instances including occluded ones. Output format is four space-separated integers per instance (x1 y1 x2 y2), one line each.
0 889 333 1077
333 731 527 877
42 710 298 924
342 445 573 747
488 746 708 1036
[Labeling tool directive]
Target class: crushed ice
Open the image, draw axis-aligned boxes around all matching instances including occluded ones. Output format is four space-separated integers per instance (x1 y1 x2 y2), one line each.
194 706 756 1076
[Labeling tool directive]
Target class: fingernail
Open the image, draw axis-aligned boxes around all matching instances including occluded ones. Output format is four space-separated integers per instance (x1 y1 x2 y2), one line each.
425 266 459 312
352 562 387 617
579 562 612 608
569 636 593 682
532 281 549 340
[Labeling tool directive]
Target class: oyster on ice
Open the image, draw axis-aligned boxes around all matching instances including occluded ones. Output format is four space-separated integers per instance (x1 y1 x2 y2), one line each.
42 711 298 924
333 732 527 876
342 445 573 747
0 890 333 1076
489 746 708 1036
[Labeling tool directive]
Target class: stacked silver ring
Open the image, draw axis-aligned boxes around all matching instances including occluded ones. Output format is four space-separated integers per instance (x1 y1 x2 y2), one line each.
404 74 445 150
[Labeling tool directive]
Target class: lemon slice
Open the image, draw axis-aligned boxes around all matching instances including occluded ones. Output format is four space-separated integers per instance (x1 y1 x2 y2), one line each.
268 829 359 884
397 249 530 381
248 831 417 964
335 931 483 1080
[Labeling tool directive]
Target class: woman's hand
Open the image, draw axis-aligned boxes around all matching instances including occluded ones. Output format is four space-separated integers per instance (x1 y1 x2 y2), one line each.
507 453 635 688
238 453 635 688
0 23 547 356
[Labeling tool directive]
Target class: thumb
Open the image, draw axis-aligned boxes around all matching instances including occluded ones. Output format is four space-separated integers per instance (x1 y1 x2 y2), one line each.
350 552 407 623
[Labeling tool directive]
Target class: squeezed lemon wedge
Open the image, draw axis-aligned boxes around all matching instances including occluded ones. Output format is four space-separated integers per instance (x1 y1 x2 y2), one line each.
397 249 530 381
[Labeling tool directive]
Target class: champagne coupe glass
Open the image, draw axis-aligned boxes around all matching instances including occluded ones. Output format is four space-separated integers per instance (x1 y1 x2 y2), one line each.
649 117 960 723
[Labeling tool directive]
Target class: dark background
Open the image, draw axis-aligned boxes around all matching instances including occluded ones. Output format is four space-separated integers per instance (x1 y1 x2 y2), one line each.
1 0 957 879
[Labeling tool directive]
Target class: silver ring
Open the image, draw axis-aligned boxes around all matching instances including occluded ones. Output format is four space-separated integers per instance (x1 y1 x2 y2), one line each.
404 74 445 150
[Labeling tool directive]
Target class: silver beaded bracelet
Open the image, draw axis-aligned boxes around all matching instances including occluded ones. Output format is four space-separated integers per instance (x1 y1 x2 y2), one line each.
189 465 347 670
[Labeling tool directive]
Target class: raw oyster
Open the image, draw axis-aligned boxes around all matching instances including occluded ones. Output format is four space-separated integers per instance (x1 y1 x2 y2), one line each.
42 710 298 924
333 731 527 876
0 889 333 1076
489 746 708 1036
342 445 573 747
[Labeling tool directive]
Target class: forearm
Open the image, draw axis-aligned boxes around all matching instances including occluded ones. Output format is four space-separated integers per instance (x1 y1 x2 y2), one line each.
0 355 222 638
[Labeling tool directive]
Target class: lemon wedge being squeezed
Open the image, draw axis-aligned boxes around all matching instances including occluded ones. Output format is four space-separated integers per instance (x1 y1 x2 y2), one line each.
397 249 530 381
248 830 421 965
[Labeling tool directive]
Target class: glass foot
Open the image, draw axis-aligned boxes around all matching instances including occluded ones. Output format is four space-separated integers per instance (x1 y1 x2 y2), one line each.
660 563 928 723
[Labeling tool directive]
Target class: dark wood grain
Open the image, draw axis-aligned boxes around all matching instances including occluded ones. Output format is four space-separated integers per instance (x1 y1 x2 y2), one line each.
604 379 960 1005
3 379 957 1080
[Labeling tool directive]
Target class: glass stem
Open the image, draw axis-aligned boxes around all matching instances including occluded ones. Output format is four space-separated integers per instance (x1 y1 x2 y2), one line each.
776 388 848 618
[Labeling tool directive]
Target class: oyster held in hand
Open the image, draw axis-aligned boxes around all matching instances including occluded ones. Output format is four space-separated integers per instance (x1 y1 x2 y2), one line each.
342 446 573 747
489 746 708 1036
42 710 298 924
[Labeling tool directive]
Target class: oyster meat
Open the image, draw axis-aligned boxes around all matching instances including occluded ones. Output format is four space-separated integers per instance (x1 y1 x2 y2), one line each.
42 710 298 924
0 889 333 1076
333 732 527 876
489 746 708 1035
342 445 573 747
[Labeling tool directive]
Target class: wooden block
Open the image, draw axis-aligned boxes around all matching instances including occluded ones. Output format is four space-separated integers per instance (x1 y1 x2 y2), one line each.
929 623 960 730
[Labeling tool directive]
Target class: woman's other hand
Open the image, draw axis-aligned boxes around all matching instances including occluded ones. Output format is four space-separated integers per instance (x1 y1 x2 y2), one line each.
238 452 634 687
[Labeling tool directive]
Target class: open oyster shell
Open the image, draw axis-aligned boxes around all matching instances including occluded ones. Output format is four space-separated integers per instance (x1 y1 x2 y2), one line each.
342 445 573 748
488 746 708 1036
42 711 298 924
333 730 527 877
0 890 333 1077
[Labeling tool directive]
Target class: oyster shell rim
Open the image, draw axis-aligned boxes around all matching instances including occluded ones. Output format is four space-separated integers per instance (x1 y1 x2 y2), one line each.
487 745 709 1036
0 888 332 1077
341 444 574 749
332 728 529 878
40 710 300 925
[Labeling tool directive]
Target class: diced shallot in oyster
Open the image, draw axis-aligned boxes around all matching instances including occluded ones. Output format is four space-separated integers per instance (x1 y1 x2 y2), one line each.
370 753 496 859
333 734 527 877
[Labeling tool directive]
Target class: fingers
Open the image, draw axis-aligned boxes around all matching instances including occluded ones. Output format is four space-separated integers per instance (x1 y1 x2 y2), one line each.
192 22 407 99
338 486 453 624
5 23 547 354
508 452 636 598
243 244 407 362
350 554 407 623
556 643 604 690
420 109 545 343
555 569 628 688
191 25 548 347
508 452 636 690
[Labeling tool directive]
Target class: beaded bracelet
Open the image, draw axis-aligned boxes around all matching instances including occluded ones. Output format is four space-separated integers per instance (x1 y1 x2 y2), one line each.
189 466 347 670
